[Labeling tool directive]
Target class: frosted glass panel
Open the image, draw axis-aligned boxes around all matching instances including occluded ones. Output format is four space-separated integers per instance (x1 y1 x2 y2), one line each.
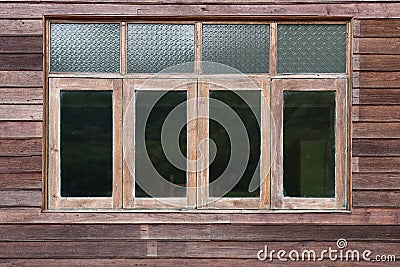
202 24 269 74
278 24 346 73
128 24 194 73
50 24 120 73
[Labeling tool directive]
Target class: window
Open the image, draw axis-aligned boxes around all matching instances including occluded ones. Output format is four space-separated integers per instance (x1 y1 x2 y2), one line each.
46 20 350 211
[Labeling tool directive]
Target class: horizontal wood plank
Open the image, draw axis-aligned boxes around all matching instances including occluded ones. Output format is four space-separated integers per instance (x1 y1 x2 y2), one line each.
0 87 42 104
0 208 399 225
0 259 396 267
353 72 400 88
0 122 42 138
0 190 41 207
353 55 400 71
353 123 400 138
0 36 42 53
0 54 42 71
0 4 400 19
355 19 400 37
0 156 42 173
0 138 42 156
353 139 400 156
354 38 400 55
353 173 400 190
0 71 42 87
0 172 41 190
0 20 42 36
0 105 42 121
352 89 400 105
352 105 400 122
353 191 400 208
353 156 400 173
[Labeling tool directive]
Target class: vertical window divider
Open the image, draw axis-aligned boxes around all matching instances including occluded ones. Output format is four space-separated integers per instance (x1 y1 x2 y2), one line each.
195 22 203 75
112 79 123 209
120 22 127 75
260 77 271 209
269 22 277 76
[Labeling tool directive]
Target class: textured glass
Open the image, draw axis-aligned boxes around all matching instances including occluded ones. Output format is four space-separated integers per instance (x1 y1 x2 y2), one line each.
283 91 335 198
128 24 194 73
50 24 120 73
60 91 113 197
209 91 260 197
278 24 346 73
202 24 269 74
135 91 187 197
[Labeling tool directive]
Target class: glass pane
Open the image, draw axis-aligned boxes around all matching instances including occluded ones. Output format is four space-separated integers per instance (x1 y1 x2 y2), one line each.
278 24 346 73
202 24 269 74
60 91 113 197
50 24 120 73
283 91 335 198
135 91 187 197
128 24 194 73
209 91 261 197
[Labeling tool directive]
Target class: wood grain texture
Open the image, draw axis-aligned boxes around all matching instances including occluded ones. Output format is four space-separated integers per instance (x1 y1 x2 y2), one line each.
0 156 42 173
352 105 400 122
353 139 400 156
0 172 41 190
0 138 42 156
0 71 42 87
0 190 41 207
0 259 398 267
0 105 42 121
0 87 42 104
0 54 42 71
1 3 400 19
353 156 400 173
353 173 400 190
353 55 400 71
354 19 400 37
353 72 400 88
0 36 42 53
353 191 400 208
0 20 42 35
352 89 400 105
0 122 42 138
353 123 400 138
354 38 400 54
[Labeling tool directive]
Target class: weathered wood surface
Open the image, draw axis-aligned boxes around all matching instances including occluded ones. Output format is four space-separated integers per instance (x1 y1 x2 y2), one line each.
353 55 400 71
0 122 42 138
353 191 400 208
0 105 42 121
0 36 42 53
354 19 400 37
354 38 400 54
353 89 400 105
353 72 400 88
0 54 42 71
0 138 42 156
0 20 42 35
352 106 400 122
0 156 42 173
353 123 400 138
353 139 400 156
0 3 400 19
0 172 41 190
353 173 400 190
0 87 42 104
0 190 41 207
353 157 400 173
0 71 43 87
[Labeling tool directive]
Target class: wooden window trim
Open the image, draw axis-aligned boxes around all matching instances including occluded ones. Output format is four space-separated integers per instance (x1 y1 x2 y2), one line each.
271 78 348 210
48 78 123 209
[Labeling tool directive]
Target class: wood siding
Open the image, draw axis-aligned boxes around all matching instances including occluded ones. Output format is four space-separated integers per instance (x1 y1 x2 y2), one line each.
0 2 399 265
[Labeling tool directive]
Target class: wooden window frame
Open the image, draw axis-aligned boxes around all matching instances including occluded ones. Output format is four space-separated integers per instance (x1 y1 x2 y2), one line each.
271 78 348 210
45 18 350 211
47 78 123 209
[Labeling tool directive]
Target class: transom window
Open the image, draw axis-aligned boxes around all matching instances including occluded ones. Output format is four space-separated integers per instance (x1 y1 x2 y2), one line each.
45 19 350 210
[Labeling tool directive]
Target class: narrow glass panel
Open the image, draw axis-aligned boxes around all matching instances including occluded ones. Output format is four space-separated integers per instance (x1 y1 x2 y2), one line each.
60 91 113 197
283 91 335 198
135 91 187 197
209 91 261 197
128 24 194 73
202 24 269 74
50 24 120 73
278 24 346 73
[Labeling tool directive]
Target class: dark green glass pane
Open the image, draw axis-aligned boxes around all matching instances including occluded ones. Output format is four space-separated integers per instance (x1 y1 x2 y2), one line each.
128 24 194 73
50 24 120 73
209 91 260 197
202 24 269 74
135 91 187 197
278 24 346 73
60 91 113 197
283 91 335 198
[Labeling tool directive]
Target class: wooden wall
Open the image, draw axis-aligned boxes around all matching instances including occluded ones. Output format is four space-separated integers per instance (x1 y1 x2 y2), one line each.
0 1 399 265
